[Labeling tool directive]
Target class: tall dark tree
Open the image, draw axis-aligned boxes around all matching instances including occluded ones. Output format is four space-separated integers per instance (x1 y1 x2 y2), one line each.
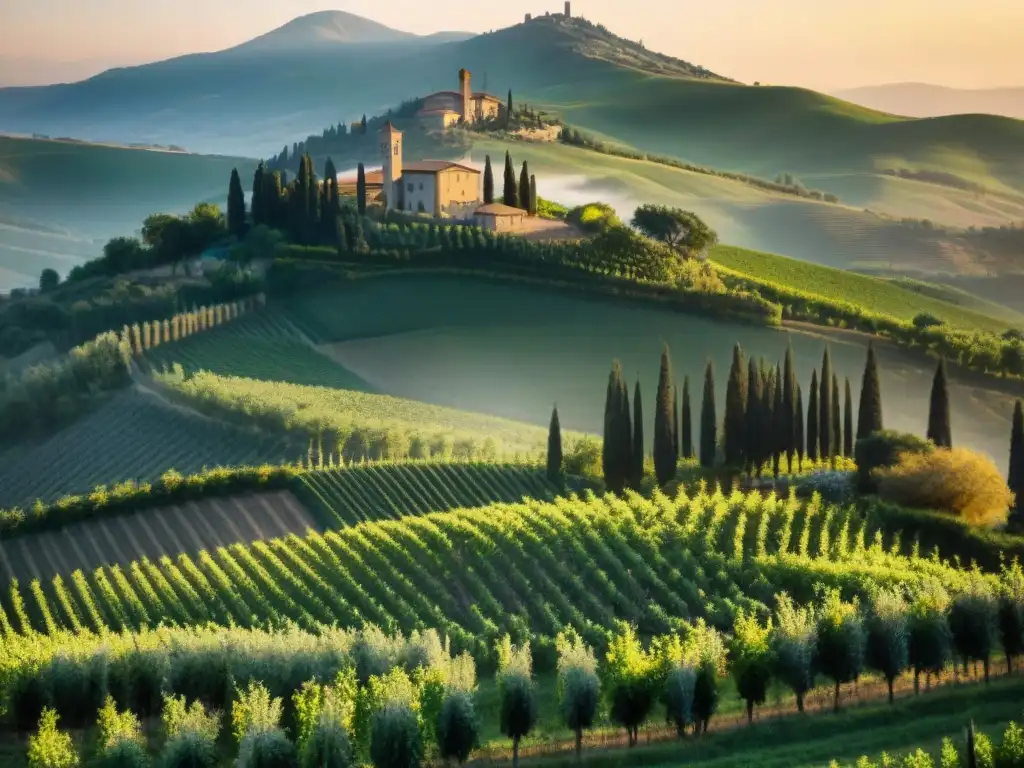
507 89 514 122
483 156 495 204
529 175 538 216
819 348 834 464
603 361 632 493
795 385 805 469
843 378 854 457
320 157 339 243
518 162 531 214
772 363 785 477
745 358 763 475
227 168 246 239
807 370 820 462
926 358 952 448
699 361 717 468
653 345 677 485
681 377 694 460
673 385 680 460
831 373 842 461
547 406 563 483
724 344 748 469
783 342 798 470
251 162 266 227
631 380 644 488
760 363 776 476
1009 401 1024 530
356 163 367 215
361 114 368 134
857 341 883 439
503 152 519 209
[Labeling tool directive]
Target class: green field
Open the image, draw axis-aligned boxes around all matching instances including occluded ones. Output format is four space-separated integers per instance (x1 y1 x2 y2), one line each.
0 135 254 290
273 274 1019 472
709 244 1021 333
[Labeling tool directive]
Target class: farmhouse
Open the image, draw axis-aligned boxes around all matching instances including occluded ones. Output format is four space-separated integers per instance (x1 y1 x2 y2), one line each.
416 69 503 129
378 121 482 216
474 203 526 231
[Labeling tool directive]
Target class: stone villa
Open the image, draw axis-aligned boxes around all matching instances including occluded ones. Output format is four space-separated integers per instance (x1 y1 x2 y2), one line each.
415 69 503 131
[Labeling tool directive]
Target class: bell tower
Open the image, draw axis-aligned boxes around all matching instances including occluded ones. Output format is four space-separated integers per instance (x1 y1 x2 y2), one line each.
459 68 473 124
379 121 402 212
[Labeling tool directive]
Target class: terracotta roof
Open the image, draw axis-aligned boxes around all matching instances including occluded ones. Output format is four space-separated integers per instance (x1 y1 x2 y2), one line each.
403 160 481 174
473 92 502 101
337 169 383 185
417 108 461 115
475 203 525 216
423 90 502 102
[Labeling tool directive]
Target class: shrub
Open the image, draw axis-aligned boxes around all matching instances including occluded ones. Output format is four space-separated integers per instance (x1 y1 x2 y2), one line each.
237 729 299 768
436 692 480 765
795 470 855 504
874 447 1012 527
27 708 78 768
369 705 422 768
159 732 218 768
299 722 353 768
855 430 933 492
92 741 150 768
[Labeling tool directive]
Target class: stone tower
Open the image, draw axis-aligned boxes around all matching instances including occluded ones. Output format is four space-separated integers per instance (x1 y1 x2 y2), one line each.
379 121 402 212
564 1 571 17
459 68 473 124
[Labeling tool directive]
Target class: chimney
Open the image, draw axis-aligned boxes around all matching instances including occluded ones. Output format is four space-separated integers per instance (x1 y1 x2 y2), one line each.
564 1 571 16
459 68 473 124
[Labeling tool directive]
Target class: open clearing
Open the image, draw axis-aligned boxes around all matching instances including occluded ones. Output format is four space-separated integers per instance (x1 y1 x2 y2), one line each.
303 274 1023 471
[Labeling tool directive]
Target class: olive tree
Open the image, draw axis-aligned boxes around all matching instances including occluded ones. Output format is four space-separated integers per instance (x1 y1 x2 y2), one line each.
998 562 1024 674
908 582 953 693
865 587 910 703
495 636 537 768
729 611 774 724
630 205 718 258
650 635 695 738
555 630 601 761
682 620 727 734
602 624 657 747
950 581 1000 683
771 594 817 713
370 705 422 768
436 692 479 765
815 588 865 712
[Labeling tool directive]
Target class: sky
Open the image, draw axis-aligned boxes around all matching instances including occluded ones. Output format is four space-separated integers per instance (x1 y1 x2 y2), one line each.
2 0 1022 91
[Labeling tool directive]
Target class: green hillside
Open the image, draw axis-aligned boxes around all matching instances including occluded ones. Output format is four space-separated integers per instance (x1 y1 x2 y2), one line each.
0 135 253 289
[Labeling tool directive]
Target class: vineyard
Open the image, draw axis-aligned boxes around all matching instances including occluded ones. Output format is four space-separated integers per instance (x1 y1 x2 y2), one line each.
0 486 992 653
156 367 568 459
143 309 373 390
0 389 297 510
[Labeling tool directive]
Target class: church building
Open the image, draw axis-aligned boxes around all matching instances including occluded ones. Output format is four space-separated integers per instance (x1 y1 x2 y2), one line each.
416 69 503 130
379 121 482 216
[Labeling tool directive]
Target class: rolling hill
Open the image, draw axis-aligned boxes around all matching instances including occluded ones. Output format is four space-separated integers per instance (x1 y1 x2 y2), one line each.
0 135 253 289
1 11 1022 206
834 83 1024 121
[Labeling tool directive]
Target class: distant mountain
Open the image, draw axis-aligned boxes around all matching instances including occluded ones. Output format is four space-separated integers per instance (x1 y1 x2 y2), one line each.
0 12 1022 199
834 83 1024 120
0 55 153 87
227 10 472 53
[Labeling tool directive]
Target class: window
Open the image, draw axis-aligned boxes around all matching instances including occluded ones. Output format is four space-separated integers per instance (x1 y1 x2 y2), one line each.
407 182 413 192
419 182 424 190
394 143 399 156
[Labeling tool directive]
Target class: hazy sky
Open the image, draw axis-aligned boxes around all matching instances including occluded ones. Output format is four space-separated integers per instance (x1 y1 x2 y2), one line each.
2 0 1022 91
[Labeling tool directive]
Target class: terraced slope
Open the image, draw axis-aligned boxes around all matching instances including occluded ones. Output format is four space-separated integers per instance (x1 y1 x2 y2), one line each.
0 389 297 509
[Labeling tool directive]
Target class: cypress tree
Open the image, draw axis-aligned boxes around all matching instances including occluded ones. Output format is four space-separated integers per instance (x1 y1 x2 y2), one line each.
745 357 763 475
681 377 693 460
831 373 841 462
857 341 883 439
653 345 677 485
807 370 820 462
795 385 805 470
783 342 798 470
620 375 633 486
772 363 785 477
547 405 563 483
1009 401 1024 530
503 152 519 208
507 89 514 122
228 168 246 239
518 162 531 213
529 174 538 216
819 348 834 464
724 343 748 469
483 155 495 204
926 358 952 448
631 379 644 488
603 361 629 493
760 363 776 476
843 378 854 457
335 215 348 254
356 162 367 215
673 385 680 461
699 361 717 468
251 162 266 227
361 114 367 133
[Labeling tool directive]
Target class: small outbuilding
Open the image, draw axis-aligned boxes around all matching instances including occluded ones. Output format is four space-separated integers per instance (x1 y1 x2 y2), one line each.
474 202 525 231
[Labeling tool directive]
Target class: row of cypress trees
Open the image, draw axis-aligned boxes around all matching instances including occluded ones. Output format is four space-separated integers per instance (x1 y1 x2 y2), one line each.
482 152 538 214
